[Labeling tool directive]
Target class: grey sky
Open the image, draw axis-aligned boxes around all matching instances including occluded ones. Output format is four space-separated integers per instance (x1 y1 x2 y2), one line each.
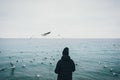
0 0 120 38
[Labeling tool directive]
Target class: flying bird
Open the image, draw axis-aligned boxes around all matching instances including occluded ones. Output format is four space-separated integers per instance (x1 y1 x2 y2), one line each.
41 32 51 36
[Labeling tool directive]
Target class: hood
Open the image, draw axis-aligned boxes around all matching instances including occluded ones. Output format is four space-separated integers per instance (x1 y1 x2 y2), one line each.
62 47 69 56
61 55 70 61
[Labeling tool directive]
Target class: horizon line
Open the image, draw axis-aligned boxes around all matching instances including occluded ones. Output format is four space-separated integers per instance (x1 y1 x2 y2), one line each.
0 37 120 39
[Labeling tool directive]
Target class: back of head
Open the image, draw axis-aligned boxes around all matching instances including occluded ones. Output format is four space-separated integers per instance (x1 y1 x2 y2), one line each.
62 47 69 56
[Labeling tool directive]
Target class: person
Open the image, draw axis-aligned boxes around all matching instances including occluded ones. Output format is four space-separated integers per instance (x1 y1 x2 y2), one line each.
54 47 75 80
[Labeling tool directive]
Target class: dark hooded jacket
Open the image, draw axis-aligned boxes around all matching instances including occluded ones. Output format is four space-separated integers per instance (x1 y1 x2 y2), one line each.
55 55 75 80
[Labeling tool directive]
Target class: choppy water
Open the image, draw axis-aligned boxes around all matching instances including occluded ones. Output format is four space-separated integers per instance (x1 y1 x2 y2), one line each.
0 38 120 80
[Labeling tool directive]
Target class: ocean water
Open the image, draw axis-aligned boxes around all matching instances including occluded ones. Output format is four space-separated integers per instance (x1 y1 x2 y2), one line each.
0 38 120 80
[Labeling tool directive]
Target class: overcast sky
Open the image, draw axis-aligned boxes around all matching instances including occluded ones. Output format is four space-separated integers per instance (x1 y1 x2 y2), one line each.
0 0 120 38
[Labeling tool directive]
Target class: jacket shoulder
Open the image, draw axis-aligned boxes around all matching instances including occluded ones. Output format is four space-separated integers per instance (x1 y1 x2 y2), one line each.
57 59 62 64
70 59 74 63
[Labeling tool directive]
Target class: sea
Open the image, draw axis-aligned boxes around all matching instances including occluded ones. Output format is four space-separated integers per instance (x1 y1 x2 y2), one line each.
0 38 120 80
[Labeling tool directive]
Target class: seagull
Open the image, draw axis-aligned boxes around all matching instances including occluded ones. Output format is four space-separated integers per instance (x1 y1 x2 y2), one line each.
10 63 15 69
110 68 113 72
75 63 78 66
103 65 108 68
53 58 55 61
49 62 52 65
30 61 33 63
20 51 24 53
35 74 41 78
36 74 40 78
22 65 26 68
9 56 11 59
112 72 118 76
16 60 19 63
44 57 47 60
41 62 44 64
10 62 15 75
0 67 7 72
41 32 51 36
33 59 35 61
